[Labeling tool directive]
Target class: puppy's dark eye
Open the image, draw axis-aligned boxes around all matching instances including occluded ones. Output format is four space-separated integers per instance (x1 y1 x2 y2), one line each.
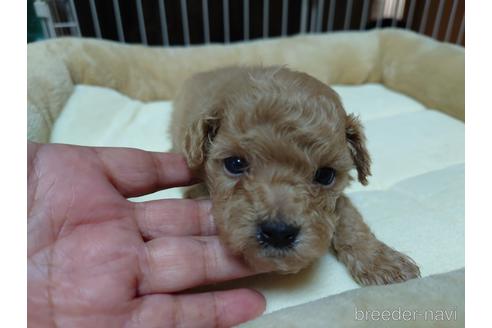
314 167 336 186
224 156 249 176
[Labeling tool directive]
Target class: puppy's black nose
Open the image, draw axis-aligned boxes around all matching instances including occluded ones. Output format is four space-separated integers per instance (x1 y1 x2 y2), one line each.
257 221 300 249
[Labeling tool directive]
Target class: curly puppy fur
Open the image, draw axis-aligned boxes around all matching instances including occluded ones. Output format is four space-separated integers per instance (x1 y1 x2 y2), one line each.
170 66 420 285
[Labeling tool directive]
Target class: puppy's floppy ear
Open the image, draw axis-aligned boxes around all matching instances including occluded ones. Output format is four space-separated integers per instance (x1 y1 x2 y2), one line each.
346 114 371 185
183 112 220 171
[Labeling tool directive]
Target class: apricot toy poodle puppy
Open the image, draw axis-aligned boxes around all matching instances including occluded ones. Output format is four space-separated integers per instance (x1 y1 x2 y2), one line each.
170 66 420 285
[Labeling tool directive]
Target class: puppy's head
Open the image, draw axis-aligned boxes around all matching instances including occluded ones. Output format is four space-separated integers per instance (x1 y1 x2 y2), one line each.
183 67 370 273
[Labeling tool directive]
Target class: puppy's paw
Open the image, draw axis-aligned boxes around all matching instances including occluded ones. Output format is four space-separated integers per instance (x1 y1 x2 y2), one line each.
350 243 420 286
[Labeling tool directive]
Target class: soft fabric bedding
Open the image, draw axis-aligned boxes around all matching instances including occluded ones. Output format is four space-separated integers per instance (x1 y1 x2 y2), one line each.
50 83 464 314
28 29 465 327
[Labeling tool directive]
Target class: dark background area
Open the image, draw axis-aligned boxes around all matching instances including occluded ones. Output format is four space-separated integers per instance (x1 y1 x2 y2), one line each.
28 0 465 46
28 0 44 42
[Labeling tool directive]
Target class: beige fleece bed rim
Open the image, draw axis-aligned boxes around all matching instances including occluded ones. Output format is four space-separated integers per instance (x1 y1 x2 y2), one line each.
27 28 464 144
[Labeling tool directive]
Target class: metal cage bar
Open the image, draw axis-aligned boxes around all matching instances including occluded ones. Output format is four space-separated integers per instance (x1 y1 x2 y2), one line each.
112 0 124 41
344 0 353 30
88 0 101 38
224 0 230 43
202 0 211 43
359 0 370 30
316 0 325 32
391 0 400 27
281 0 289 36
309 0 317 32
405 0 417 30
263 0 269 38
419 0 432 34
300 0 308 34
135 0 147 45
327 0 336 31
243 0 249 40
158 0 169 46
68 0 81 37
457 14 465 45
432 0 445 39
375 0 385 29
444 0 459 42
180 0 190 45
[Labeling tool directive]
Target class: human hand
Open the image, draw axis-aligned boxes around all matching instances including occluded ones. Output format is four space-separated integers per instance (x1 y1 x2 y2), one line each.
27 142 265 327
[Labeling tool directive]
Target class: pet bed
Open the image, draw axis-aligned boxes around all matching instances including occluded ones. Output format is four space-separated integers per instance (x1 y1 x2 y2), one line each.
27 29 464 327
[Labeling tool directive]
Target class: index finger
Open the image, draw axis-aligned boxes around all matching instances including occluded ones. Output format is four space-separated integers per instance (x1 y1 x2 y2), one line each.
92 147 195 197
134 199 216 240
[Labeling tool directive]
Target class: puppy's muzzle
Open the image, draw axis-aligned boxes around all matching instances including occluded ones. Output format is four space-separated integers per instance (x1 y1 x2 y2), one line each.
256 220 300 249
